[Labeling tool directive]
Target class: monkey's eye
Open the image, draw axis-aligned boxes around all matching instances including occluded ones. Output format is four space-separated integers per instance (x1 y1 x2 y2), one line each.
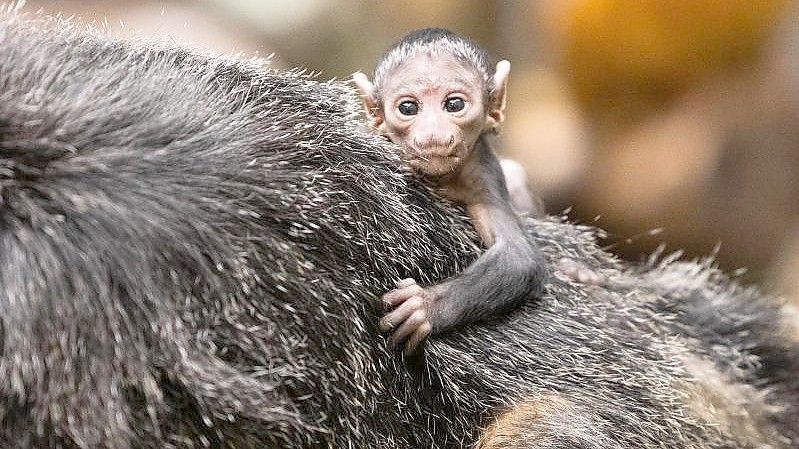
397 101 419 116
444 97 465 113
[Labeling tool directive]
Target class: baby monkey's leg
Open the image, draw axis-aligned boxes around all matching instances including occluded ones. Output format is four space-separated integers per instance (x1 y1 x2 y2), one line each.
499 160 601 285
557 257 603 285
500 158 545 217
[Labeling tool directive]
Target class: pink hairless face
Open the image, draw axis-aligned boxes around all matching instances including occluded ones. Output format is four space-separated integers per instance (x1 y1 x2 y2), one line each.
354 53 510 178
375 53 488 177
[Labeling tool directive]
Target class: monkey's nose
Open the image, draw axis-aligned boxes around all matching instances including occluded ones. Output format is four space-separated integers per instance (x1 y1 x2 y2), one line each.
413 135 457 156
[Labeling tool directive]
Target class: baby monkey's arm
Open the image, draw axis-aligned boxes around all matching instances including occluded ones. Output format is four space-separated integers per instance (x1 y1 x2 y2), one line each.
380 145 547 354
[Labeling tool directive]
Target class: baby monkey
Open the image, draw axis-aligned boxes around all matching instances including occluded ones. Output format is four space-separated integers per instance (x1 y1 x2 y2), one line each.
354 28 548 354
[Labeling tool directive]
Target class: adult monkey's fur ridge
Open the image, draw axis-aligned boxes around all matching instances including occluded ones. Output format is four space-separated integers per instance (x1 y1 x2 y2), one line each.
0 10 798 449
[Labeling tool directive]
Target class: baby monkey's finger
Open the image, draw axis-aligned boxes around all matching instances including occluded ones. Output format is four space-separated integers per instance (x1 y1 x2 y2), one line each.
403 322 433 356
390 310 428 347
382 283 425 308
395 278 416 288
379 296 424 332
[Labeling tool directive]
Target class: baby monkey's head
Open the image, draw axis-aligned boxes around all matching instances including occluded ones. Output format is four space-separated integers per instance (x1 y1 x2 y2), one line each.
354 28 509 177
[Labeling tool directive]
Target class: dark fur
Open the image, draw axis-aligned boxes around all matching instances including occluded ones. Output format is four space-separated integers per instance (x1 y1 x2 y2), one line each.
0 10 797 449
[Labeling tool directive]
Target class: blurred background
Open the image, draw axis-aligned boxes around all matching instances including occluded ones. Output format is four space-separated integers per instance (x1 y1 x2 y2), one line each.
23 0 799 303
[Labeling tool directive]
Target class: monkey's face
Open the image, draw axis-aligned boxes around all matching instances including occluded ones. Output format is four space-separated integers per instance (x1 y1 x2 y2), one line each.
378 54 488 177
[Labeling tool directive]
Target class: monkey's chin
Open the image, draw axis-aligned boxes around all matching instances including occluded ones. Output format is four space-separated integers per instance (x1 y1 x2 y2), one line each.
408 156 460 177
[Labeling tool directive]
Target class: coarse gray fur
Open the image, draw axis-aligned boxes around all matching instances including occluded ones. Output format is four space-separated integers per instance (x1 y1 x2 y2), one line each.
0 9 797 449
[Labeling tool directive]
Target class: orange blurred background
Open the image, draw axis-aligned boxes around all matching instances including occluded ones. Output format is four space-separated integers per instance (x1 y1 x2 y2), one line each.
22 0 799 302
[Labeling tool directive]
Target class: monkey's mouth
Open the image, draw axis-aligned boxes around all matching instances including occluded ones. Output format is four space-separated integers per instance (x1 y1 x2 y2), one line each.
409 154 459 162
402 142 466 175
407 154 460 166
406 154 461 176
407 146 462 161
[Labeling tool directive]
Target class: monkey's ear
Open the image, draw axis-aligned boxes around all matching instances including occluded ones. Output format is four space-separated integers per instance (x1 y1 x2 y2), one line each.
486 60 510 130
352 72 384 129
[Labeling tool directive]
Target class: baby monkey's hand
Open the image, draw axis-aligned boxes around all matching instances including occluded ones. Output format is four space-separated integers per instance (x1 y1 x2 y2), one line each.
380 278 435 355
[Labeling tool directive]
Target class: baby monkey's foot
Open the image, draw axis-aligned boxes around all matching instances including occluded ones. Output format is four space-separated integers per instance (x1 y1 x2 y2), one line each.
558 258 603 285
380 278 434 355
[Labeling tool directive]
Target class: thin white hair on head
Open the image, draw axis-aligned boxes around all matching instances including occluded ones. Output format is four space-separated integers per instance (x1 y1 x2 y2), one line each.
373 28 495 100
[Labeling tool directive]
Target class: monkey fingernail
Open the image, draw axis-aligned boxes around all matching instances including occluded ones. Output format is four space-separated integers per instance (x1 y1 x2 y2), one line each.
403 336 421 355
403 322 432 355
396 278 416 288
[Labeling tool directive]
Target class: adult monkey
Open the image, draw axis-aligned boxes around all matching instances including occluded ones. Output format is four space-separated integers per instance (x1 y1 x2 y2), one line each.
1 10 798 449
353 28 549 354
